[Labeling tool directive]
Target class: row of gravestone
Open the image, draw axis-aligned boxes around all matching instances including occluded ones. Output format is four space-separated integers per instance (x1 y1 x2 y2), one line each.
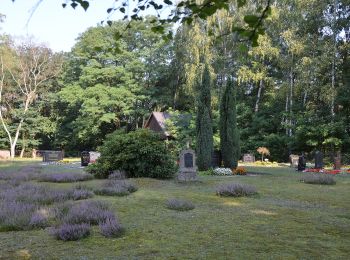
290 151 342 170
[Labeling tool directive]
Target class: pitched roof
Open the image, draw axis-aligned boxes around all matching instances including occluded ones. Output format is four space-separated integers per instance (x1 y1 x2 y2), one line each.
144 112 171 137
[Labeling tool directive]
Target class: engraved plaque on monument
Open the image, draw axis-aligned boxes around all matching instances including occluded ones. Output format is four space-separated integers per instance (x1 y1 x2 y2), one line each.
184 153 194 168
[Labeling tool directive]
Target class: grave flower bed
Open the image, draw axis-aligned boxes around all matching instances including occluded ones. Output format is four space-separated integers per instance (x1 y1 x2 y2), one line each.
212 168 233 176
303 168 341 174
233 167 247 175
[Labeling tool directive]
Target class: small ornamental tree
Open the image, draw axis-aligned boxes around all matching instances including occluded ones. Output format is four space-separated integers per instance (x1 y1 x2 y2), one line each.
196 64 213 171
87 129 176 179
219 77 240 169
257 147 270 161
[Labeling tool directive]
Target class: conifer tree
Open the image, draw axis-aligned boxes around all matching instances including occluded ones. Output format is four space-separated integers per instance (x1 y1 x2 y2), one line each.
196 64 213 170
219 77 240 169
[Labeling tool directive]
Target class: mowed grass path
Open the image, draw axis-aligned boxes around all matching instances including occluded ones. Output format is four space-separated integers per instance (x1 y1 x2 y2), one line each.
0 162 349 259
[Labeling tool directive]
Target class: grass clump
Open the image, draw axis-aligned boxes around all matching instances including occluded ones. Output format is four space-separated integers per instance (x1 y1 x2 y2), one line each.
94 179 137 197
216 183 257 197
49 223 91 241
166 199 195 211
300 174 336 185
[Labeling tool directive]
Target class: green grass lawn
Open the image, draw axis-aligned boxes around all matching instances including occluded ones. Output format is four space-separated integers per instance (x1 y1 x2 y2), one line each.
0 162 349 259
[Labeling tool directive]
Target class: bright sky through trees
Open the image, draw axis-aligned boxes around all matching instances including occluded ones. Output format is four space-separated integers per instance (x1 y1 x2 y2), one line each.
1 0 122 52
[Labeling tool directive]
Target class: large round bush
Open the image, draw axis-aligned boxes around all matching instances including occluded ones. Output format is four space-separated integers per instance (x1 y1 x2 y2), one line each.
87 129 176 179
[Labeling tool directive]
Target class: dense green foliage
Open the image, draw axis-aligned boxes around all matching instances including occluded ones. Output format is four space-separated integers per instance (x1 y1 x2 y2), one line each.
220 78 240 168
87 129 176 179
196 64 213 170
1 0 350 163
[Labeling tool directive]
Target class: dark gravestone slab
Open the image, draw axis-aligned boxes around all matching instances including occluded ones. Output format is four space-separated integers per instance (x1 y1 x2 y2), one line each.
298 155 306 171
42 150 63 162
211 150 222 167
184 153 194 168
81 151 90 166
315 151 324 169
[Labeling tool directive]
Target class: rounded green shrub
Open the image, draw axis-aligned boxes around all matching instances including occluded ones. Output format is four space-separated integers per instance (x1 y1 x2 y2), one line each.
87 129 176 179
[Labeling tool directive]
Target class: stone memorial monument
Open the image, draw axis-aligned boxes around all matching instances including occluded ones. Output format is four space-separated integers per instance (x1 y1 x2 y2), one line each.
81 151 90 166
297 153 306 171
243 153 255 163
314 150 323 169
89 151 101 163
177 141 197 182
289 154 299 168
0 150 11 160
41 150 64 162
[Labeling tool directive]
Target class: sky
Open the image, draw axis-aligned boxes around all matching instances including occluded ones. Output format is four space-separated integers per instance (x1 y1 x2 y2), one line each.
1 0 122 52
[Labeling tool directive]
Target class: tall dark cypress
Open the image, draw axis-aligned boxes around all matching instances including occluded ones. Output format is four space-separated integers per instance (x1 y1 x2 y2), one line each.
219 77 240 169
196 64 213 170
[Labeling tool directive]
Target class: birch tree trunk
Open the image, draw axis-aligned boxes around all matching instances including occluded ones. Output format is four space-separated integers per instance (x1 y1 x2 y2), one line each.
255 80 263 113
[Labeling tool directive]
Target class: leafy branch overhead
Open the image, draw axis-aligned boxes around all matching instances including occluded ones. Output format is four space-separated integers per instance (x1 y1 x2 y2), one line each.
14 0 271 44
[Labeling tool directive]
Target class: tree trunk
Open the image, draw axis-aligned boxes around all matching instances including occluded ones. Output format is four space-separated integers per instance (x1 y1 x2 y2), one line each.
255 80 263 113
285 93 289 136
10 144 15 159
330 0 338 118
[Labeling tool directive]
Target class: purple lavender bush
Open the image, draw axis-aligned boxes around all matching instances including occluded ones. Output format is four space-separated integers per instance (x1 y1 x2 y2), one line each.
70 189 94 201
99 216 124 238
0 201 37 231
38 172 93 183
0 183 70 205
166 199 195 211
300 174 336 185
29 209 50 228
216 183 257 197
63 200 114 225
94 180 137 196
108 170 126 180
49 223 91 241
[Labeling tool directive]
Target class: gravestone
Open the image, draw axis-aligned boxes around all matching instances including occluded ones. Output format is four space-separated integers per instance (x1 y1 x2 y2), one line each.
334 151 341 170
177 149 198 182
41 150 63 162
297 154 306 171
0 150 11 160
243 153 255 163
289 154 299 168
89 152 101 163
314 150 324 169
81 151 90 166
211 150 222 168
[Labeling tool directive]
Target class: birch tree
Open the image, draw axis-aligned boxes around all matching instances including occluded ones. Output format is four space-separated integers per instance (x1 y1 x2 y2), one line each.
0 39 62 158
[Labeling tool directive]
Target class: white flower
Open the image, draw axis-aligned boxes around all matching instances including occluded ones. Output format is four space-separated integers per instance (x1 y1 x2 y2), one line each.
213 168 232 176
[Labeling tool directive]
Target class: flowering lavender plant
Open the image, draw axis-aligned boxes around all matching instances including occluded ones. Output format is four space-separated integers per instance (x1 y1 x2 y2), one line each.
49 223 91 241
99 216 124 238
38 172 93 183
216 183 257 197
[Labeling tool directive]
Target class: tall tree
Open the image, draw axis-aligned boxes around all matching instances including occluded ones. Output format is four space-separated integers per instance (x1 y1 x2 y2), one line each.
196 63 213 170
220 77 240 169
0 38 62 158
